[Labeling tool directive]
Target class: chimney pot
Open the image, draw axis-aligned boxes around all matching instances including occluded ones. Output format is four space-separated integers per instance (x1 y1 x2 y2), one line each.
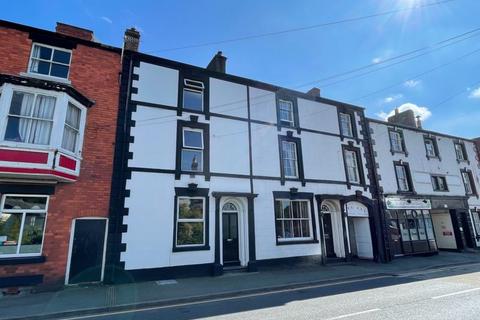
56 22 94 41
306 87 321 97
207 51 227 73
124 28 140 52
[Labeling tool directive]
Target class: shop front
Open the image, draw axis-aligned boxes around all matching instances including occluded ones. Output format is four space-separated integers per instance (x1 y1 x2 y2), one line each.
385 196 437 258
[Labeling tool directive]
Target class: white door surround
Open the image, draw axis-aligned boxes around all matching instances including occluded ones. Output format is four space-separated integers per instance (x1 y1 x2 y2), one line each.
219 197 249 267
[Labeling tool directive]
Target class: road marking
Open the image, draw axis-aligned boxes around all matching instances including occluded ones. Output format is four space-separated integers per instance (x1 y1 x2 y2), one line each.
324 308 381 320
57 275 390 320
431 288 480 300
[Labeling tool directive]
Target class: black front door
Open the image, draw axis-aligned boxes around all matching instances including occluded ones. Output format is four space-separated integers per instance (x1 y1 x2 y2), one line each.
222 211 239 266
460 212 475 248
323 214 336 258
69 219 106 284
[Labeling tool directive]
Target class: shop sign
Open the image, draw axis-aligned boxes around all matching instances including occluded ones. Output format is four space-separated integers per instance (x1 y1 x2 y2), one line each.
386 197 431 210
346 201 369 217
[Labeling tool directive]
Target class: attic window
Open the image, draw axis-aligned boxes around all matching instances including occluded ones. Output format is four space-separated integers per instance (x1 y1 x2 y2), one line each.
183 79 204 112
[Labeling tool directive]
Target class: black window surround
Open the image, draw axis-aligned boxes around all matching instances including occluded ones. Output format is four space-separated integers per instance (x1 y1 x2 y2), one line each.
393 160 415 194
278 132 305 186
341 142 366 189
423 135 440 160
175 119 210 181
275 91 300 133
460 168 478 197
177 70 210 119
388 128 408 156
431 175 449 192
172 186 210 252
337 106 358 142
454 141 469 164
272 190 319 246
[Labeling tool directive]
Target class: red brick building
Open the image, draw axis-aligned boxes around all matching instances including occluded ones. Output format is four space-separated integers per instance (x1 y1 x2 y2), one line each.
0 20 121 290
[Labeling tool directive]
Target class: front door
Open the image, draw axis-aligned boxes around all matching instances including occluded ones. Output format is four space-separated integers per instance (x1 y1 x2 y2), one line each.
222 205 239 266
68 219 107 284
460 212 475 248
323 213 336 258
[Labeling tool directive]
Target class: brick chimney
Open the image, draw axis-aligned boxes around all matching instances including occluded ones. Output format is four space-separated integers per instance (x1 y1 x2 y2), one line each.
56 22 94 41
124 28 140 52
306 87 321 98
207 51 227 73
387 108 417 128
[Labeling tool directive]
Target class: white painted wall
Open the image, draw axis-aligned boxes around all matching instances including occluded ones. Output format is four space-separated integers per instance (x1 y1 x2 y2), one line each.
249 87 276 124
132 62 178 107
210 78 248 118
297 98 338 134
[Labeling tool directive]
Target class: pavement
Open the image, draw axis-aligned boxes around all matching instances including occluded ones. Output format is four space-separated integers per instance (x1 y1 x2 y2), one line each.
0 251 479 320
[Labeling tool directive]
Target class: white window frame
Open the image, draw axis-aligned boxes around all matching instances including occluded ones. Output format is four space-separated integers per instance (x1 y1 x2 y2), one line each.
0 194 49 258
395 164 410 192
462 171 474 195
390 131 404 152
425 138 436 157
27 43 72 81
183 79 204 112
181 127 204 172
175 196 206 247
339 112 353 137
278 99 294 127
455 143 466 161
344 149 360 184
281 140 298 178
0 84 87 157
275 199 313 242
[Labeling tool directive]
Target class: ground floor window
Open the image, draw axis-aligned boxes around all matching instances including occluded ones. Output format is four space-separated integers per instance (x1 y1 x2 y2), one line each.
472 210 480 236
275 199 312 241
387 209 437 255
0 195 49 257
175 197 205 247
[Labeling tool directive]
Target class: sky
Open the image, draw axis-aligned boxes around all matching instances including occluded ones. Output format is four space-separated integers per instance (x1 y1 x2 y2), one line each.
2 0 479 138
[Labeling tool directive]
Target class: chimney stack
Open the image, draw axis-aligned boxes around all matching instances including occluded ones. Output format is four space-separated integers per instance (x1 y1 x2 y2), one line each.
56 22 94 41
207 51 227 73
306 87 321 98
387 108 417 128
124 28 140 52
415 115 422 129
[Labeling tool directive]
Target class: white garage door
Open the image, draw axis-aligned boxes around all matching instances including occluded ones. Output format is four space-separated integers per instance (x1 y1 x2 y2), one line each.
353 218 374 259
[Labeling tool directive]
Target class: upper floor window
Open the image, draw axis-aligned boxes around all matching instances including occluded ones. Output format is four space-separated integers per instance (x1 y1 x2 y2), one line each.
0 195 49 257
344 149 360 184
461 170 475 195
4 91 55 145
29 44 71 79
424 138 437 158
281 140 298 178
431 175 448 192
61 103 81 152
395 162 412 192
389 130 405 153
183 79 204 112
454 143 467 161
275 199 313 242
278 100 294 127
181 128 203 172
339 112 353 137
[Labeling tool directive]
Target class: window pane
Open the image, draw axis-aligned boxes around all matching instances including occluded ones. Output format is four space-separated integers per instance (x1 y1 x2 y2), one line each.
50 63 69 78
183 130 203 148
284 220 293 238
3 196 47 210
178 198 204 219
407 211 418 241
423 211 435 240
181 149 203 171
0 213 22 255
283 201 291 218
301 220 310 237
416 211 427 240
19 212 46 254
183 89 203 111
275 220 283 238
177 222 204 245
33 95 56 120
293 220 301 237
292 202 301 218
8 91 34 116
36 46 52 60
62 126 78 152
275 201 283 219
30 60 51 75
340 113 353 136
52 50 71 64
300 201 309 218
65 103 81 129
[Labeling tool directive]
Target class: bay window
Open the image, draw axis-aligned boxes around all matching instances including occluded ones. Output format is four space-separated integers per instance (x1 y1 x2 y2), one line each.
61 103 81 152
0 195 48 257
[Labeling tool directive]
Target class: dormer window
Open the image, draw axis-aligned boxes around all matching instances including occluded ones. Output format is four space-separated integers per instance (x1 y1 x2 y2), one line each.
183 79 204 112
28 44 71 79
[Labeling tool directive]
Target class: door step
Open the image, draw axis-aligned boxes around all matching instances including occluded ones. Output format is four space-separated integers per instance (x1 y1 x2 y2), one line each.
223 265 247 273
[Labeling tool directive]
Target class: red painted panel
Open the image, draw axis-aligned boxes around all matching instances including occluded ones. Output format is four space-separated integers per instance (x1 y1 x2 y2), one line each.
0 149 49 164
59 155 77 171
0 167 78 181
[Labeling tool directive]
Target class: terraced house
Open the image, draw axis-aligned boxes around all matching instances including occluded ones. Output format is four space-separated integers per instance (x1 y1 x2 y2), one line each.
0 20 121 289
105 35 388 283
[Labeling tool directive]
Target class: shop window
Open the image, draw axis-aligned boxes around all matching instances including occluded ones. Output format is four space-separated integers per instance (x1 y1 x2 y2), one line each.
0 195 48 257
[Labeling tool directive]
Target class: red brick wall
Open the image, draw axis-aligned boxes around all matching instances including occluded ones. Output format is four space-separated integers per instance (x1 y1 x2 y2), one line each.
0 26 120 287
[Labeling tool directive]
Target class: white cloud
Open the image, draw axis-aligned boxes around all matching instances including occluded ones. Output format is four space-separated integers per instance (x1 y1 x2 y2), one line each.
382 94 403 104
404 79 421 88
372 57 382 64
101 16 112 24
469 86 480 99
377 102 432 121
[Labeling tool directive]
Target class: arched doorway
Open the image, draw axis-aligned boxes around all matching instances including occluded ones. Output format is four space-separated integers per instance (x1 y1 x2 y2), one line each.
320 200 345 260
222 201 241 266
321 204 336 258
